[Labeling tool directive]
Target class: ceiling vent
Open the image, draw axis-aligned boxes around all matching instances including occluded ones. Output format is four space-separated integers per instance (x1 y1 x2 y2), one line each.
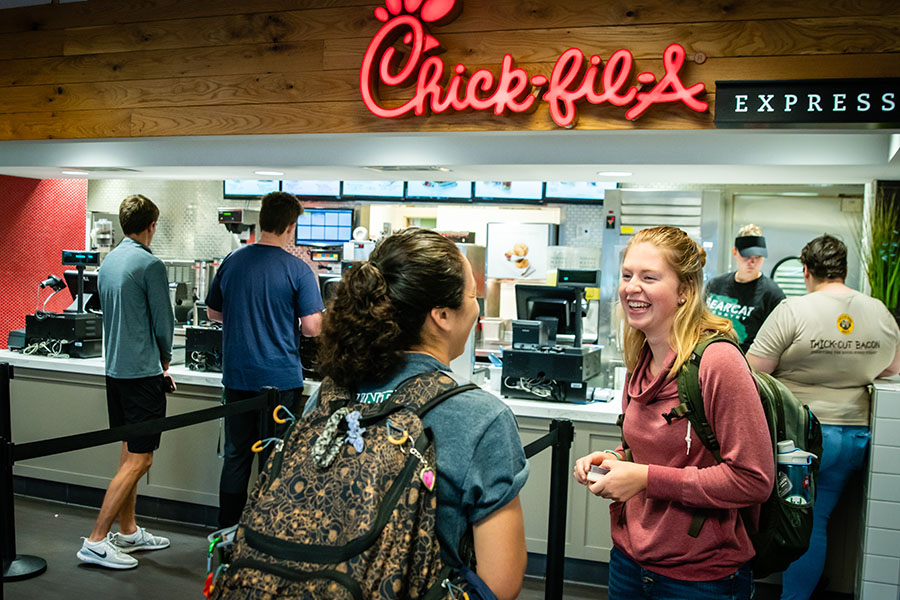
62 167 142 172
364 165 452 173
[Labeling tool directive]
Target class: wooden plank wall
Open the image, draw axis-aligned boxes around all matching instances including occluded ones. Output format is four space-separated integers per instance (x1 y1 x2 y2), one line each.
0 0 898 140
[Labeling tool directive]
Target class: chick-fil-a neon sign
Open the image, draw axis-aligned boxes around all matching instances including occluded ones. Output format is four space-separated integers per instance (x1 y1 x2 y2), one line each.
360 0 708 127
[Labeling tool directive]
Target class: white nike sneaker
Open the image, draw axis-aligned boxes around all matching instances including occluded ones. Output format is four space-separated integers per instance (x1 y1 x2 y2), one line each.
76 536 138 569
110 527 170 553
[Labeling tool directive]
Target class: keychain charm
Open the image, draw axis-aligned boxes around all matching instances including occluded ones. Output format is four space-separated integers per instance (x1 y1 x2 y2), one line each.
420 468 436 491
391 427 438 492
407 439 436 492
344 410 366 453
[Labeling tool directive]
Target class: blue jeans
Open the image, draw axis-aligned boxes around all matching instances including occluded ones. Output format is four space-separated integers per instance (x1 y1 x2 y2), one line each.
780 425 870 600
609 546 755 600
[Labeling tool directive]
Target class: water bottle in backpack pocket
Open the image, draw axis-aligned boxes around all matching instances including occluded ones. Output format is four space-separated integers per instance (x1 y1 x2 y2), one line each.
776 440 816 505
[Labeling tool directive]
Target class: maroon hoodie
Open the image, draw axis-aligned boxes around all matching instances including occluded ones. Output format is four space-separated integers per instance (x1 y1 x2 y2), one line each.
611 342 774 580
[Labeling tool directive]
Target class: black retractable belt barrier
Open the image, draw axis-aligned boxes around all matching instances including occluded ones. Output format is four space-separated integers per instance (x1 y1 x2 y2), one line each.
12 387 278 463
0 366 280 586
523 418 574 600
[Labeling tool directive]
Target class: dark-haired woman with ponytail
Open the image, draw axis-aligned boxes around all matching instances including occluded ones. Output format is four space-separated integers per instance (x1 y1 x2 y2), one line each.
305 228 529 600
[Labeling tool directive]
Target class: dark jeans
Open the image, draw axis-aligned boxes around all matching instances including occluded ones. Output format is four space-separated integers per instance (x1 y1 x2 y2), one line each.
218 387 301 528
609 546 755 600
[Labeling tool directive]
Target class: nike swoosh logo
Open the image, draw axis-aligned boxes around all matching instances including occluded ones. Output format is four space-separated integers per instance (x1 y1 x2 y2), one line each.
87 547 107 558
116 539 136 546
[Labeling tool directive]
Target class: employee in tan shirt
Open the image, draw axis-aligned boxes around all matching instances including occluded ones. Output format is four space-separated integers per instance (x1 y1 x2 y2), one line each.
748 234 900 600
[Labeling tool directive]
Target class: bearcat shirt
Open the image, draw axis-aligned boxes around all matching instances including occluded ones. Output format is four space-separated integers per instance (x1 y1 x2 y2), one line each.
706 272 785 352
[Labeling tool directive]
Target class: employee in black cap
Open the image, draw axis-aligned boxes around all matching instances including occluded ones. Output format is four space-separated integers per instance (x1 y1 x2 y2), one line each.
705 224 785 353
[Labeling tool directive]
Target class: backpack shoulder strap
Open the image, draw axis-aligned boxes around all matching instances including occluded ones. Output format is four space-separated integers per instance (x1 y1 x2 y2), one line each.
676 335 744 538
675 335 742 464
417 381 480 418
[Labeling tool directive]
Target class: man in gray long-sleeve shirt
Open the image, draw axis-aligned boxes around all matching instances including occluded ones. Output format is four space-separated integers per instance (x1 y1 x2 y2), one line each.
76 194 176 570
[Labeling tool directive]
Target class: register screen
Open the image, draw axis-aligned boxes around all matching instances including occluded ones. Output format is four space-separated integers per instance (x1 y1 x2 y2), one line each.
295 208 353 245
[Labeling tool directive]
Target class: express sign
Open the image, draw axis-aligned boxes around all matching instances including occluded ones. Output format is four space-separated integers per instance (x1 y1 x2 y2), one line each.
359 0 709 128
714 79 900 127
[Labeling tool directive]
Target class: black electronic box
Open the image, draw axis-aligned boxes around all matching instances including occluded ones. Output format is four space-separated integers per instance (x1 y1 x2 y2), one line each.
185 326 223 372
24 312 103 358
500 346 602 402
299 336 321 380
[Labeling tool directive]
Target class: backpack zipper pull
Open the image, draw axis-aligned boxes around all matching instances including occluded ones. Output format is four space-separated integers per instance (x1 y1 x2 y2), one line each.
685 420 692 455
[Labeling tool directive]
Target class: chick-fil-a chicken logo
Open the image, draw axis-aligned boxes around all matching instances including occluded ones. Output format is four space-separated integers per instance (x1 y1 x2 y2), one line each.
360 0 708 127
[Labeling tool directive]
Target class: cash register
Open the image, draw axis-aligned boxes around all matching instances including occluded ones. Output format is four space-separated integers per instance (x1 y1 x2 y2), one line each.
500 269 602 402
23 250 103 358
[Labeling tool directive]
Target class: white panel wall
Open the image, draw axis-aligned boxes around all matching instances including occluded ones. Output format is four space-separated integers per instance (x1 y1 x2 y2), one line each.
861 383 900 600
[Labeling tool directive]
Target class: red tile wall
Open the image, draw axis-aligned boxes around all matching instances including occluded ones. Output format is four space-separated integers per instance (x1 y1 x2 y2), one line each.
0 175 88 348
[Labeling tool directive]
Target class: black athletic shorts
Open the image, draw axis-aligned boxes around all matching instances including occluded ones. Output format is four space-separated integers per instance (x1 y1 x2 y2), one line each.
105 374 167 454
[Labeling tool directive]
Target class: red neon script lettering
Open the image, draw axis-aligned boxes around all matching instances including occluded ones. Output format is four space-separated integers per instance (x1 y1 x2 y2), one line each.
360 1 707 126
361 19 537 117
625 44 708 120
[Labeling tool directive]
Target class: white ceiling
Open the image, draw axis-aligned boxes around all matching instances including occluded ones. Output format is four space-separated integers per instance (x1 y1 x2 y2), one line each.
0 129 898 185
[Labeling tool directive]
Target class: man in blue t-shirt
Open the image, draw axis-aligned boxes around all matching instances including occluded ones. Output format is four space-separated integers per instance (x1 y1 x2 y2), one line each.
206 191 324 528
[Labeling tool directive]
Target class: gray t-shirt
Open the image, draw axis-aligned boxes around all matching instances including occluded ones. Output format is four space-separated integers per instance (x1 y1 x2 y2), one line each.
749 289 900 425
305 353 530 567
98 237 174 378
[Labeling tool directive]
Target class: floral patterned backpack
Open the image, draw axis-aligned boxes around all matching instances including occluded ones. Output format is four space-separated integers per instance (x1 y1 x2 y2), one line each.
208 371 486 600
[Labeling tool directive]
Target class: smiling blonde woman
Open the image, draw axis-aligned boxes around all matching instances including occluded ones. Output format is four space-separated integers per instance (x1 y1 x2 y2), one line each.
574 226 773 600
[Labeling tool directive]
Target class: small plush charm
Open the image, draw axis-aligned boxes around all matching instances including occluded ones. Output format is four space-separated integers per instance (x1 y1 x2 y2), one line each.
344 410 366 453
420 468 436 492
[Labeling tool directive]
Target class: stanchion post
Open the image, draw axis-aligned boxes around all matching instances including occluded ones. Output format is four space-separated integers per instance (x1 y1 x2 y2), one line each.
544 419 574 600
2 420 14 574
1 362 47 583
2 363 17 570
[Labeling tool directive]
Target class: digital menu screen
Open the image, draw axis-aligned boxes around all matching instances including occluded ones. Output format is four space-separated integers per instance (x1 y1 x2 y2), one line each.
405 181 473 200
282 180 341 197
474 181 544 201
342 180 404 198
223 180 280 198
544 181 617 201
295 208 354 245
